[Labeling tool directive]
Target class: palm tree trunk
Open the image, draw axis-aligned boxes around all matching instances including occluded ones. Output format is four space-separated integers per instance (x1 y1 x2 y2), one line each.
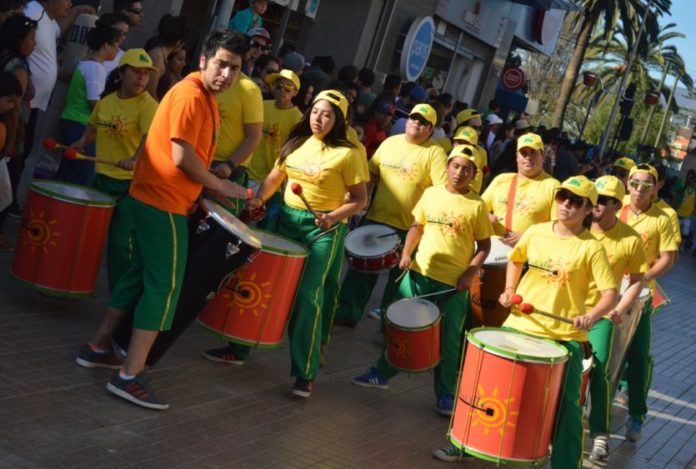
551 14 594 129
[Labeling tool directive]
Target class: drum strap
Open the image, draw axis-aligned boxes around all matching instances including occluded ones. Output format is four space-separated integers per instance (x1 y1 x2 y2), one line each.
184 76 219 158
619 205 630 223
504 175 518 231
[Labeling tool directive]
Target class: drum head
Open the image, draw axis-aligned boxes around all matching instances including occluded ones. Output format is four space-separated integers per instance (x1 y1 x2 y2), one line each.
485 237 511 266
252 229 308 257
200 199 262 249
386 298 439 328
31 180 115 207
345 224 399 258
469 328 568 362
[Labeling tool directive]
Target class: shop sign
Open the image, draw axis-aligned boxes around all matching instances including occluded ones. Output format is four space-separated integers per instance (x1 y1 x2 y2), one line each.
400 16 435 82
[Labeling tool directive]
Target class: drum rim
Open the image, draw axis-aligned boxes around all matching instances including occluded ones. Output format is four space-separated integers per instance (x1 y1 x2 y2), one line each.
251 228 309 257
200 199 263 249
345 224 400 257
448 438 548 465
467 327 569 363
30 179 116 207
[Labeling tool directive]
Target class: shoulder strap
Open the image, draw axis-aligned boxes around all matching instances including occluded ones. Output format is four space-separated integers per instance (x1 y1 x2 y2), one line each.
504 175 518 231
619 204 630 223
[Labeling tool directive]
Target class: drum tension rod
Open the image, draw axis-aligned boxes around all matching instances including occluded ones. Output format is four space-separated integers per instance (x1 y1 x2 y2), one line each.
459 397 494 416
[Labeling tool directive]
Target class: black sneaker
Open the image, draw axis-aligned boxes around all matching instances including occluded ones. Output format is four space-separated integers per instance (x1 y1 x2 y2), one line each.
202 346 244 365
291 377 313 398
106 372 169 410
75 344 122 369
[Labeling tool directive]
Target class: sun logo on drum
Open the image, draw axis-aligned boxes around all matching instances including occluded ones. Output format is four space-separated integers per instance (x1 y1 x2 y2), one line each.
20 209 61 254
469 384 519 435
389 335 411 359
224 273 272 317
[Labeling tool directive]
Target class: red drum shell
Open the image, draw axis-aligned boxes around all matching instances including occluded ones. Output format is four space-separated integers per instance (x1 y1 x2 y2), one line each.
385 298 441 372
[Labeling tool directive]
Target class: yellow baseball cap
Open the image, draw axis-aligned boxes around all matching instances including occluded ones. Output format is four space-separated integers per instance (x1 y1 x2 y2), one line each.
613 156 636 171
409 103 437 127
456 108 481 126
628 164 658 183
556 175 598 205
453 126 479 145
118 48 156 71
517 133 544 152
314 89 349 118
447 144 479 169
265 69 300 90
594 175 625 202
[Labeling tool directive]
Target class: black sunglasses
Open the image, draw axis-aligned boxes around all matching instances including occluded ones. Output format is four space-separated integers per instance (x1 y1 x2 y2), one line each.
555 189 586 209
127 7 143 14
596 195 616 206
409 115 430 126
250 41 271 51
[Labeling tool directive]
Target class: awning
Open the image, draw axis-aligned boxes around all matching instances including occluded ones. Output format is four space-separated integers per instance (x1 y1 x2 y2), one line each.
510 0 582 11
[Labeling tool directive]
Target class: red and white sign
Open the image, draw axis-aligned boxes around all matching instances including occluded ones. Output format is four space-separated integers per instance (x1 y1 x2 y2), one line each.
502 67 525 91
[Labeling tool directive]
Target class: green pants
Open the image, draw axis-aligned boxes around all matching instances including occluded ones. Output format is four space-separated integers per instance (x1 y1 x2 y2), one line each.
278 205 347 381
588 318 614 435
621 298 654 422
376 270 470 397
90 174 133 292
334 221 407 321
109 196 188 331
550 340 585 469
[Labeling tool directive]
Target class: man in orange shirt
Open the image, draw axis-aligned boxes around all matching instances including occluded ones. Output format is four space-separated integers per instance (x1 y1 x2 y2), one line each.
74 31 248 410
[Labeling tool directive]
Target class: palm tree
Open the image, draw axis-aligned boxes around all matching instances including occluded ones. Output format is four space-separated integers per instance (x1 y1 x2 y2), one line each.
550 0 672 129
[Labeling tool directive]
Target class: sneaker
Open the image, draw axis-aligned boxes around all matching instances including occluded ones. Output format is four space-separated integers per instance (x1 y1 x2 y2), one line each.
110 339 128 359
75 344 122 369
589 435 609 461
202 346 244 365
625 416 642 442
351 367 389 389
291 377 313 398
614 389 628 406
367 308 381 320
433 445 470 462
333 317 357 328
106 372 169 410
436 393 455 417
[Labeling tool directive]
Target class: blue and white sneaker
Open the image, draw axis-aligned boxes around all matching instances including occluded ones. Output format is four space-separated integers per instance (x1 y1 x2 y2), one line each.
436 393 455 416
351 367 389 389
625 416 642 442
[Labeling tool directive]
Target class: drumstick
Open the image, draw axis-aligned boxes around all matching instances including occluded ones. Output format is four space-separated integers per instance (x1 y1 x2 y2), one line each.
411 288 457 301
376 232 400 239
62 149 120 167
290 183 320 218
43 138 68 151
513 296 574 324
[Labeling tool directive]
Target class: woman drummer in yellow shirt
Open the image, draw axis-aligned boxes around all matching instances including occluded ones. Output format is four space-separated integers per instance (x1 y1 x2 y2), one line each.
498 176 618 469
68 49 158 291
248 90 368 398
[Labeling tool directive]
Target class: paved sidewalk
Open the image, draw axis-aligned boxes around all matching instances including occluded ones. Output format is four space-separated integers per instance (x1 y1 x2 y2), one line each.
0 216 695 468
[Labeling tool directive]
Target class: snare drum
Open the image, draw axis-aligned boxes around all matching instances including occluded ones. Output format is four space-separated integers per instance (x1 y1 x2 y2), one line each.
111 199 262 366
11 180 115 297
449 328 568 465
344 224 401 273
385 298 441 372
470 237 512 327
579 357 593 406
197 230 308 348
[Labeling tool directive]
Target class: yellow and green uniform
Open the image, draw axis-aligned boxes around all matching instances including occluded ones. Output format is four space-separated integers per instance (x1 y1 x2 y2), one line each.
676 186 696 218
88 90 157 292
335 134 447 323
375 185 494 397
619 203 678 423
502 221 617 469
654 198 682 245
586 220 647 437
481 171 560 236
277 136 368 381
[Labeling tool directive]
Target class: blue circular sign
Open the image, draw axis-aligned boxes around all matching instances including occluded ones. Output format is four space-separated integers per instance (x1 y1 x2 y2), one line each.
400 16 435 82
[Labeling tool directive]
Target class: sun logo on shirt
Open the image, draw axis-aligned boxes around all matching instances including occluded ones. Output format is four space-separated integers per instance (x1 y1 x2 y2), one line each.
265 123 279 146
397 160 419 181
441 212 463 236
514 193 535 217
541 258 570 286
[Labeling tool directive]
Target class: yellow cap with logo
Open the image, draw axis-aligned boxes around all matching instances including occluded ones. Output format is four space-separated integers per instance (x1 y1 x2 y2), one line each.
118 48 156 71
517 133 544 151
453 126 478 145
594 175 625 202
447 144 478 169
557 175 598 205
613 156 636 171
265 69 300 90
409 103 438 127
628 164 659 182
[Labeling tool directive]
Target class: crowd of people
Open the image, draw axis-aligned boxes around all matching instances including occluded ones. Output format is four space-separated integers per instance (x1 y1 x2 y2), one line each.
0 1 694 468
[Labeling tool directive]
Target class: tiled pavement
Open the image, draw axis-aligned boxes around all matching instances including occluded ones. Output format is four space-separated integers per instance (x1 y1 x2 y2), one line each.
1 215 695 468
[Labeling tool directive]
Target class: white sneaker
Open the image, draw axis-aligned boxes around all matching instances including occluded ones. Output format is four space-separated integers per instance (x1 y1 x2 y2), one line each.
367 308 381 320
589 435 609 461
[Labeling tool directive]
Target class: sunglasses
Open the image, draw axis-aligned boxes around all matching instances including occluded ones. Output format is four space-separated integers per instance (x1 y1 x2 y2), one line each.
613 168 628 178
409 115 430 126
628 179 655 191
555 189 586 209
596 195 615 206
127 8 143 14
250 41 271 51
275 83 295 92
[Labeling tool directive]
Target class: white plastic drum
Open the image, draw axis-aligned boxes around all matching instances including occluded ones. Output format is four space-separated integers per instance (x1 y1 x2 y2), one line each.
345 224 401 272
201 199 262 249
485 236 512 266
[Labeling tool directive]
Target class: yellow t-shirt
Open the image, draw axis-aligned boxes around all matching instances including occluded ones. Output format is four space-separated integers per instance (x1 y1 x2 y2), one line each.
434 136 452 155
214 73 263 164
277 136 368 213
620 203 679 289
246 101 302 182
586 219 647 308
347 126 367 162
502 221 617 342
481 171 560 236
471 144 488 194
677 186 696 218
411 185 494 286
654 198 682 245
366 135 447 230
89 91 158 180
